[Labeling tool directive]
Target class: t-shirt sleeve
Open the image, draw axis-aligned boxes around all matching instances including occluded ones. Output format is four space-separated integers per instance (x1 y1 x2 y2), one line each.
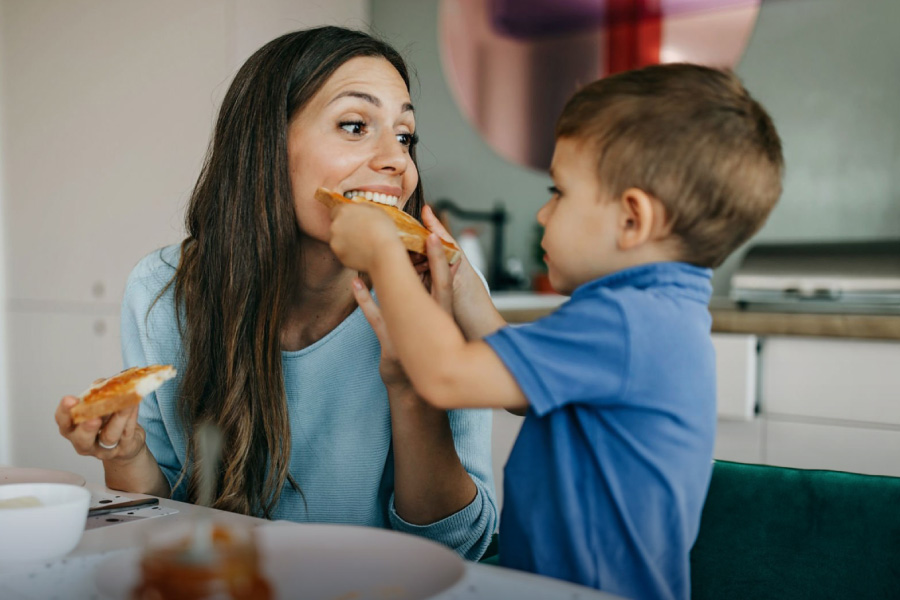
121 253 188 501
484 294 629 417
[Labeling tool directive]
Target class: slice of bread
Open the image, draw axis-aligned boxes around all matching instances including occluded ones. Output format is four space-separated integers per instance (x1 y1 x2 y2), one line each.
316 187 461 264
70 365 176 425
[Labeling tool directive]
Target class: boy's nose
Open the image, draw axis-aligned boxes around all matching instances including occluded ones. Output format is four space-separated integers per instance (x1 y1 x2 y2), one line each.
536 202 550 226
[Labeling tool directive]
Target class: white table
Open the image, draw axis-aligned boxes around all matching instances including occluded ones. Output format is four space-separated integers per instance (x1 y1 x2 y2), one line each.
0 483 621 600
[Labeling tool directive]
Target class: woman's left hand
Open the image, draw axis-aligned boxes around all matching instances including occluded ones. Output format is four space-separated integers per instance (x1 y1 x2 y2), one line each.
354 234 456 389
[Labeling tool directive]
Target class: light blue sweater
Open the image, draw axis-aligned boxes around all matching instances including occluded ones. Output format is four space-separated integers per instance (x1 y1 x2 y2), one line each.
121 245 498 560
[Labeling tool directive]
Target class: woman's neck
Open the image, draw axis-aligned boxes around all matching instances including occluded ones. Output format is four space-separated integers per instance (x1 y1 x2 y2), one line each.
279 240 359 352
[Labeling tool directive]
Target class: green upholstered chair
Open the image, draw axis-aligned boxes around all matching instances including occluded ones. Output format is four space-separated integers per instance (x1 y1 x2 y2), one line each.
691 460 900 599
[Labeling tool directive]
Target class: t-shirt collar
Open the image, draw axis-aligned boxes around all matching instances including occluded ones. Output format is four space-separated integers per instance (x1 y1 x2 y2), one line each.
572 262 713 303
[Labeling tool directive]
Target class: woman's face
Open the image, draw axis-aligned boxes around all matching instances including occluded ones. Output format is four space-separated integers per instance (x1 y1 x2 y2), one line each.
288 56 419 244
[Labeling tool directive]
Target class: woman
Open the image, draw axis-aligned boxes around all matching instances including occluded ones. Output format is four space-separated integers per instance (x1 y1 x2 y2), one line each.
55 26 497 560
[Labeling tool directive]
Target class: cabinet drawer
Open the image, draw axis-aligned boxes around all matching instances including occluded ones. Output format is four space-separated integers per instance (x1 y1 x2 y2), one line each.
766 419 900 477
761 336 900 425
712 333 757 421
7 310 120 483
714 419 764 464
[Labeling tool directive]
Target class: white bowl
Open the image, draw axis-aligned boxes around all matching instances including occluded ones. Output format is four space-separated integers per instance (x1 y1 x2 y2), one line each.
0 482 90 564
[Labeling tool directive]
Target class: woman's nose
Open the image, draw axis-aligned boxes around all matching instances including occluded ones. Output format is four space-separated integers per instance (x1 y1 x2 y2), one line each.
370 131 409 173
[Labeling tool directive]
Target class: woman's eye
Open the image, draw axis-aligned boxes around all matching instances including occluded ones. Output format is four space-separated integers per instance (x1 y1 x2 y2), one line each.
548 185 562 198
397 132 419 148
339 121 366 136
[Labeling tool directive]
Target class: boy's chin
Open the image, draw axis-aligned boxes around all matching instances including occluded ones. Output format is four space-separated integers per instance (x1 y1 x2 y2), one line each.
547 274 574 296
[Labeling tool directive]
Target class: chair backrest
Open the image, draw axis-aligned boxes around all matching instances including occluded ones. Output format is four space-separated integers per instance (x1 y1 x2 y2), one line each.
690 460 900 599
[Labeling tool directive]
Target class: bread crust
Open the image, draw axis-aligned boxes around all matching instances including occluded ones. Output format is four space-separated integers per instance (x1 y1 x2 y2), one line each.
316 187 461 264
71 365 176 425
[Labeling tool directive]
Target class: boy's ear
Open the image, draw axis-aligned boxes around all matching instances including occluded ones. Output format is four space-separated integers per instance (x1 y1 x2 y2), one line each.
616 187 670 250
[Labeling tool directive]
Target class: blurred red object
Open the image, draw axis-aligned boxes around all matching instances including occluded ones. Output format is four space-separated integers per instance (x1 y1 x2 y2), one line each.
532 273 557 294
606 0 661 75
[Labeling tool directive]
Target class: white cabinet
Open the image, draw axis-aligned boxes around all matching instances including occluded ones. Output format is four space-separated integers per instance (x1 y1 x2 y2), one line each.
714 419 764 464
709 334 900 476
7 310 121 484
761 336 900 425
758 336 900 477
710 333 764 464
711 333 758 421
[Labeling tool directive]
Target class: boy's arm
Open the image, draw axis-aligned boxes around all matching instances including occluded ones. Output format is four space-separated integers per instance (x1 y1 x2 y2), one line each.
363 236 527 411
449 258 506 340
330 203 528 411
421 206 506 340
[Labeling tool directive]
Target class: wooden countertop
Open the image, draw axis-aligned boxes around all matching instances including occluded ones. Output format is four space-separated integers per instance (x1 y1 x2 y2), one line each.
709 304 900 341
495 294 900 341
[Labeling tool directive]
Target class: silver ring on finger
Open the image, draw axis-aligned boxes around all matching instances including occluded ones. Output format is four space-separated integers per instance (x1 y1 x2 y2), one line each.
97 438 119 450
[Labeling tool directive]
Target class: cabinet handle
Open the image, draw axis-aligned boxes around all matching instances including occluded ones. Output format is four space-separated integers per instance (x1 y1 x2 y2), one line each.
93 320 106 336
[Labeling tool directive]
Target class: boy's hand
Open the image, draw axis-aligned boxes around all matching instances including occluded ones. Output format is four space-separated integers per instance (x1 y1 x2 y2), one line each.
420 206 472 295
353 233 456 390
329 204 400 272
421 205 504 339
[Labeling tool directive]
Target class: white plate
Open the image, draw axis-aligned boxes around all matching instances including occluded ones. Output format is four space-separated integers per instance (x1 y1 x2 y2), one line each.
0 466 86 487
95 522 466 600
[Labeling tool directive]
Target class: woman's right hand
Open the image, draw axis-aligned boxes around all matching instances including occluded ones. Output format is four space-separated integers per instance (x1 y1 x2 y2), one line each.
54 396 146 463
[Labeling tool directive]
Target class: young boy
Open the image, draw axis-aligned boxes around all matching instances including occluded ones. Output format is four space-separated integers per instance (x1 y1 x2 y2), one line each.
328 63 783 600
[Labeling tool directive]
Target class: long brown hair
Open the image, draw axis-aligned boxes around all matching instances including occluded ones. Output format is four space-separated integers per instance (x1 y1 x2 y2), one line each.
171 27 424 518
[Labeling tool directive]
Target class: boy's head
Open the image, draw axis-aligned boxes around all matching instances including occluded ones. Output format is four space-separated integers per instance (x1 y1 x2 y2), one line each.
549 63 783 276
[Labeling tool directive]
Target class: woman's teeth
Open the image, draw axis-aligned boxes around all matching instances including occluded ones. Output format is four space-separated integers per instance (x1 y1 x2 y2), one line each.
343 190 400 207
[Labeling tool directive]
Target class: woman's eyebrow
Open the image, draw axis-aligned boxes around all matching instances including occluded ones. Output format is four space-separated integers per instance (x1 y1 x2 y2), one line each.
328 90 415 113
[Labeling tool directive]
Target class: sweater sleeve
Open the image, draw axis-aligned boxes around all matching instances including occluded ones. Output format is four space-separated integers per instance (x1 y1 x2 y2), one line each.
120 248 189 501
387 407 498 561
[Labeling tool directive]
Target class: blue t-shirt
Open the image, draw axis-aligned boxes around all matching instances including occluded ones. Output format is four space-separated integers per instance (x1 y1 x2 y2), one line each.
485 262 716 600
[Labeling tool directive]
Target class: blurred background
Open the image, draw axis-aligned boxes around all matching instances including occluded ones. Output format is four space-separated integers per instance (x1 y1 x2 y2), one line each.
1 0 898 498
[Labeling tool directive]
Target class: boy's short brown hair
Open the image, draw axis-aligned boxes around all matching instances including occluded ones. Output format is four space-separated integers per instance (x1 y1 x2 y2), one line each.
556 63 784 268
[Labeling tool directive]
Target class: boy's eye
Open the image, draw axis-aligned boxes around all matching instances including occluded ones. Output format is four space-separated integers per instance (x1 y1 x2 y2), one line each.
548 185 562 197
340 120 366 135
397 132 419 148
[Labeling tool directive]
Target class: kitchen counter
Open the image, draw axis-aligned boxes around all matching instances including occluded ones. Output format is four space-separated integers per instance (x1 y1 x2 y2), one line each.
708 300 900 341
491 292 568 324
492 292 900 341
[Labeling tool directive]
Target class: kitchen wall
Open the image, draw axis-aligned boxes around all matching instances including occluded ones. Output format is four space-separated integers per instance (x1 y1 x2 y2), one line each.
715 0 900 290
0 5 9 465
0 0 368 477
371 0 900 294
371 1 552 289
